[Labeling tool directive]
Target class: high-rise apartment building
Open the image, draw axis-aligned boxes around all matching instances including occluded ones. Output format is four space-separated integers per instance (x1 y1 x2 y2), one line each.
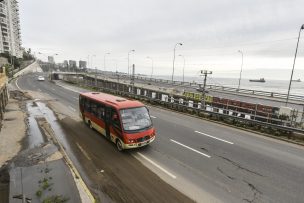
0 0 22 58
48 56 55 64
79 60 87 69
69 60 77 68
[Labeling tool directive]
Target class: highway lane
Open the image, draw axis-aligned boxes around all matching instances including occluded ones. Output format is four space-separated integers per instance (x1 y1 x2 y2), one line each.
18 73 304 203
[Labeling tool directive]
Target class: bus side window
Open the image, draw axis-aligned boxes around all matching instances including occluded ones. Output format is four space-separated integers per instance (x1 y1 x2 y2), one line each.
97 104 105 119
105 107 111 121
111 108 121 129
91 101 97 116
84 99 90 113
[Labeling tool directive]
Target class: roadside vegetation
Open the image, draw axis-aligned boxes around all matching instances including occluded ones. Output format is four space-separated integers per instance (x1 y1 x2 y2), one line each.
0 48 35 78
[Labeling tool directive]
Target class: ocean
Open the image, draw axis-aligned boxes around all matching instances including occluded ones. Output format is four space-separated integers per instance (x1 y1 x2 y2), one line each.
153 75 304 96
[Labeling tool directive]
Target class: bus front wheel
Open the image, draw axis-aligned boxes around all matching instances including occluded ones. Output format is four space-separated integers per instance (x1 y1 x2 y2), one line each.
116 139 123 151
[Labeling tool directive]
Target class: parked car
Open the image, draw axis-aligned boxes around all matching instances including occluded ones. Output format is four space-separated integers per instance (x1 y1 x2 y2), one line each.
38 76 45 81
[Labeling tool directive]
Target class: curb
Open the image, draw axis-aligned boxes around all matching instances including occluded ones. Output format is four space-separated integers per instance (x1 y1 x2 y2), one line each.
48 124 96 202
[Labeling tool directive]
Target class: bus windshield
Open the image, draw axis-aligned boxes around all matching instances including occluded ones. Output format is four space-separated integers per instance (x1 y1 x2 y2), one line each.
120 107 152 131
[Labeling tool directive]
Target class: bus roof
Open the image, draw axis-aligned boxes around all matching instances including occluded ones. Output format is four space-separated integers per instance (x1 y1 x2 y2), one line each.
80 92 145 109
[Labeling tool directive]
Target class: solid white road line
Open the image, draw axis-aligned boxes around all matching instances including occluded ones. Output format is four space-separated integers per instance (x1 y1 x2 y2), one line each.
195 131 234 145
137 152 177 179
76 143 92 161
150 115 157 119
68 106 76 112
15 78 22 91
58 84 81 93
170 139 211 158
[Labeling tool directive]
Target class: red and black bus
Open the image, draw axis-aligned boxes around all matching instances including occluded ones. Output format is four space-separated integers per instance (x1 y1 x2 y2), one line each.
79 92 156 151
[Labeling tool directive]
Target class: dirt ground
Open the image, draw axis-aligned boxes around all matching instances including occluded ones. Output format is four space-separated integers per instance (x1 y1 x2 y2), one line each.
0 91 29 203
57 116 194 203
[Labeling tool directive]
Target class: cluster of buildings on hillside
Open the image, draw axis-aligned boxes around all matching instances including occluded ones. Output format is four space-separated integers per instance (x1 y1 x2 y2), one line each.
46 56 88 72
0 0 22 58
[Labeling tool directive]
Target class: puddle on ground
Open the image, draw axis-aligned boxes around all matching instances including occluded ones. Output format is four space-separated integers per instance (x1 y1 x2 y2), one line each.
26 100 91 187
26 101 45 148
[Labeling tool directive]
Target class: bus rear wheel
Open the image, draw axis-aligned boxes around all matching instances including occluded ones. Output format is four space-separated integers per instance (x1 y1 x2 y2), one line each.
88 120 93 129
116 139 123 151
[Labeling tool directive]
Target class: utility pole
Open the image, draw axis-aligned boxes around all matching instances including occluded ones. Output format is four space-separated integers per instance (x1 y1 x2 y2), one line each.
200 70 212 109
286 24 304 106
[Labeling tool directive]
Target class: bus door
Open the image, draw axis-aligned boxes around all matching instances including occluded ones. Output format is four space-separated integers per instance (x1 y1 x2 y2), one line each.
105 106 111 139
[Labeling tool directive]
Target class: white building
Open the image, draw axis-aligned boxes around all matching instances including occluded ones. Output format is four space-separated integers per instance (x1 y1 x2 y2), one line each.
0 0 22 58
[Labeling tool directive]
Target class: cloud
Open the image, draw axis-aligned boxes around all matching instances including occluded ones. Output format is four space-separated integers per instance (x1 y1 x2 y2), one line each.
19 0 304 76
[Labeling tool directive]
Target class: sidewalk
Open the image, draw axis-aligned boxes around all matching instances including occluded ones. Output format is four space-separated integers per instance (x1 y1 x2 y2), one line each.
0 92 27 203
0 97 26 168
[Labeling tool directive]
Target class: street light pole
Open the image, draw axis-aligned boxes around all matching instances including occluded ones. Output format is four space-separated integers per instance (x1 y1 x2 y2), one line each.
146 56 154 78
237 50 243 90
91 54 97 86
114 59 118 72
104 52 110 72
178 54 185 83
128 50 135 76
286 24 304 106
172 43 183 82
87 55 90 72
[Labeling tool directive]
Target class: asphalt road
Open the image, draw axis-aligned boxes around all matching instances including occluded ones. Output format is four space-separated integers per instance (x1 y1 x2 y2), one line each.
17 73 304 203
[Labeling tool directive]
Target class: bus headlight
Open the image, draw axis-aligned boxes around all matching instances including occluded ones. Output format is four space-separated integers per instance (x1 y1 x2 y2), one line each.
128 139 135 143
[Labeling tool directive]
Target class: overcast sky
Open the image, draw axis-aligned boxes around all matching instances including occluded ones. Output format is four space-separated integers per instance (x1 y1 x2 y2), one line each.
19 0 304 79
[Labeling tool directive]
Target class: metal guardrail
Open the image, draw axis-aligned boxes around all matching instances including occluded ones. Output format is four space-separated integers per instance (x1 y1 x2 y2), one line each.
113 74 304 102
61 75 304 134
54 71 304 103
205 85 304 102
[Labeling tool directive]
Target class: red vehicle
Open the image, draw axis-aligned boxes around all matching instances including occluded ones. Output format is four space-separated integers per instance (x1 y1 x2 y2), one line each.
79 92 156 151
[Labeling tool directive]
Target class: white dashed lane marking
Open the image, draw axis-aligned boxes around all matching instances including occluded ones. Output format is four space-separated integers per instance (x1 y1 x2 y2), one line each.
195 131 234 145
170 139 211 158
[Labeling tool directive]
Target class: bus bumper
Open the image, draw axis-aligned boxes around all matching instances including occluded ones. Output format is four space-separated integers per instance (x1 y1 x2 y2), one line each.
123 136 155 149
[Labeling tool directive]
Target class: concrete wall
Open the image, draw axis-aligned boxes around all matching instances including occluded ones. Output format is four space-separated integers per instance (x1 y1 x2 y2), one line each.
0 68 8 121
0 57 8 67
